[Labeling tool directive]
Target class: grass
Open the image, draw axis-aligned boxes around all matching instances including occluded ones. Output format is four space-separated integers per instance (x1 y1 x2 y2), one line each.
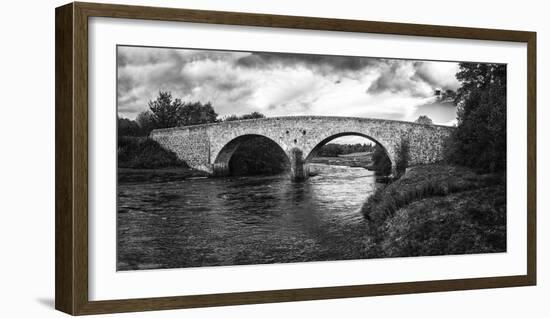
360 164 506 258
361 165 503 223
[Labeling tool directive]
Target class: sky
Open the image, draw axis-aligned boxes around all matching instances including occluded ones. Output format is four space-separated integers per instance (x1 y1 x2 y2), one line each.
117 46 462 143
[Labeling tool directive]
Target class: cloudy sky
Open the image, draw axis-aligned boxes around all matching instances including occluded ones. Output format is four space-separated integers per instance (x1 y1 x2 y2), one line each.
117 46 461 129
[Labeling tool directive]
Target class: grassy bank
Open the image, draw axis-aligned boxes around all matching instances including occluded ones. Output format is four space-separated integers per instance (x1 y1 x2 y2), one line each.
361 164 506 258
118 136 187 169
118 136 208 183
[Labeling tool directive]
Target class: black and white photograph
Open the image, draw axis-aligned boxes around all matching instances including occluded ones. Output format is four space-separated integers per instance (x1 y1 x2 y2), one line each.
116 45 507 271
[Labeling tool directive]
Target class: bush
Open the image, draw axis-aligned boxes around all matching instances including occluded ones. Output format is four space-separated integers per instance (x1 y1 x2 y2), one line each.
118 117 145 137
117 136 187 169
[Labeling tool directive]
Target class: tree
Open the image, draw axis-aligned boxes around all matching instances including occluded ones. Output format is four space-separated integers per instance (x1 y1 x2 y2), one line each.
223 114 241 122
223 112 266 122
447 63 506 172
240 111 265 120
317 144 343 157
118 116 143 136
139 91 220 132
135 111 157 136
415 115 433 125
178 101 218 126
147 91 182 129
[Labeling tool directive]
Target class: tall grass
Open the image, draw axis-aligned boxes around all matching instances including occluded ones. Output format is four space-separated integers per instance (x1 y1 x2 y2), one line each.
361 165 503 224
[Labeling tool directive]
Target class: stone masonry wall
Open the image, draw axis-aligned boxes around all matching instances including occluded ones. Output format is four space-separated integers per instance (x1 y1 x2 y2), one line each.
150 116 454 176
150 126 211 171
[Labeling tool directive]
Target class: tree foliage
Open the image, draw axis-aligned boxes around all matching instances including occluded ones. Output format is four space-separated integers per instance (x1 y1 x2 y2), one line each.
130 91 219 135
118 116 145 137
446 63 506 172
178 101 218 126
317 143 375 157
135 111 157 135
146 91 182 129
415 115 433 125
223 111 266 121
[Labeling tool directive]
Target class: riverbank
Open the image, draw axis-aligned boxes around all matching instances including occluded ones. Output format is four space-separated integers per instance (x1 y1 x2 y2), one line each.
309 153 373 169
361 164 506 258
118 167 209 183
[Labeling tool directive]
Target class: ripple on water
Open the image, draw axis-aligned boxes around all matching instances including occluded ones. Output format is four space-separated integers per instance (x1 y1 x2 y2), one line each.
117 165 382 270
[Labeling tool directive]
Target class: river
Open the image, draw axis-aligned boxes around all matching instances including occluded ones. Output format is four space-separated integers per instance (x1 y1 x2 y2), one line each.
117 164 382 270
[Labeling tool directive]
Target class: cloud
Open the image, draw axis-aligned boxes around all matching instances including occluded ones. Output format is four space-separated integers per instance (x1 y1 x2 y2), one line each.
236 52 377 79
117 46 461 126
366 60 459 98
412 61 460 91
412 99 457 125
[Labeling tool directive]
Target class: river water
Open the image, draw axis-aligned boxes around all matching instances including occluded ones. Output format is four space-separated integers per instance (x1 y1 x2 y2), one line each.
117 164 382 270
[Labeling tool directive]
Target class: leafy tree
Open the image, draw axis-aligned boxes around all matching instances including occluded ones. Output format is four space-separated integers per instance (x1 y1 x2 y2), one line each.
436 89 457 102
147 91 182 129
223 114 241 122
317 144 344 157
118 116 144 136
135 111 156 136
317 143 375 157
136 91 220 133
447 63 506 172
240 111 265 120
415 115 433 125
178 101 218 126
223 112 266 122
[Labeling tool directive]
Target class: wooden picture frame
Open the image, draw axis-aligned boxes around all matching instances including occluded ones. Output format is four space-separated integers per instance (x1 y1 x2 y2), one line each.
55 2 536 315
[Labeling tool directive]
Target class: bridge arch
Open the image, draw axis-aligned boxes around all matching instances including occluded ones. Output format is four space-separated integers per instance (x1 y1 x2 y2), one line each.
299 132 395 180
212 134 290 177
304 132 393 164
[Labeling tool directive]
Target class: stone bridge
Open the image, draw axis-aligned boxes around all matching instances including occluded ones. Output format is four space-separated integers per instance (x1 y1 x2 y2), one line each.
150 116 454 180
